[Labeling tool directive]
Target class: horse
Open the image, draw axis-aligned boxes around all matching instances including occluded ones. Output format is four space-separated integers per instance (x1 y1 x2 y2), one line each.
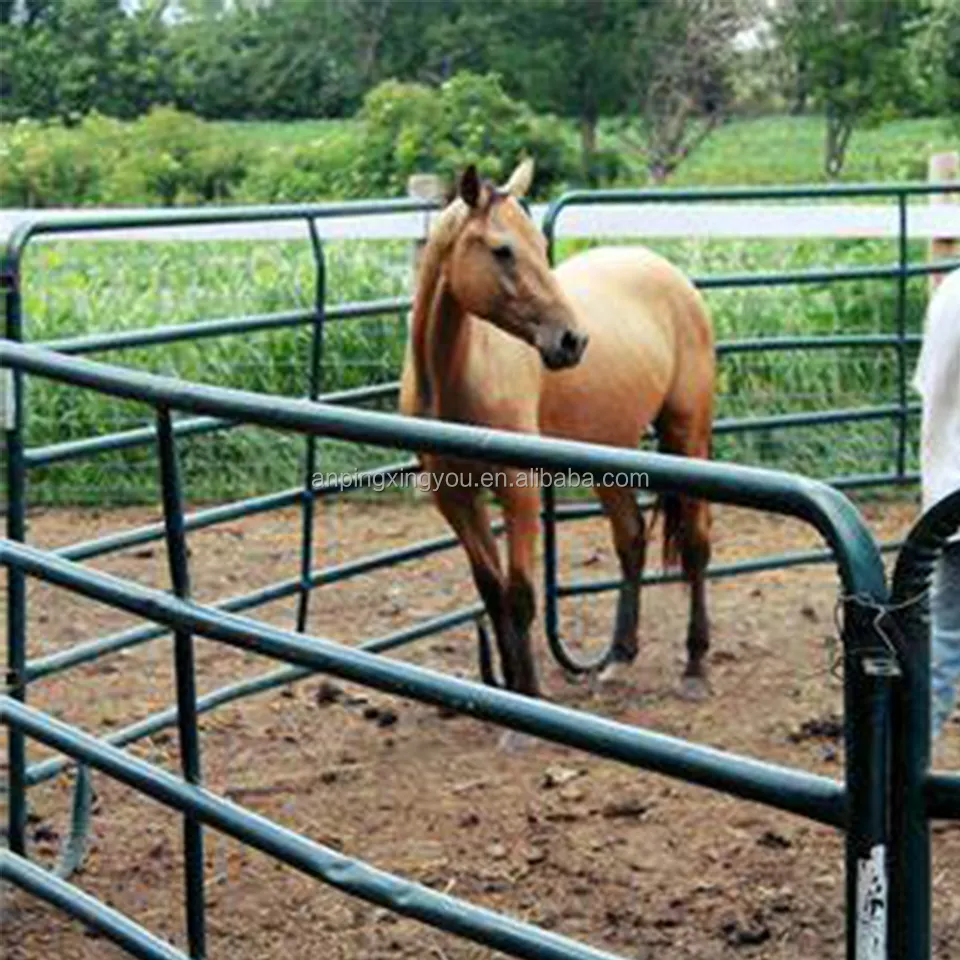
399 159 715 701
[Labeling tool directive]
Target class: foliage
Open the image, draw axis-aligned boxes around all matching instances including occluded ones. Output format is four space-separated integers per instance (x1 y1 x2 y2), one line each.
347 73 581 199
0 0 175 122
621 0 749 183
904 0 960 120
772 0 930 178
0 108 251 207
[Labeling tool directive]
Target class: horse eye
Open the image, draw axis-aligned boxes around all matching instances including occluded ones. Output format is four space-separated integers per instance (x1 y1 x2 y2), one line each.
491 244 514 264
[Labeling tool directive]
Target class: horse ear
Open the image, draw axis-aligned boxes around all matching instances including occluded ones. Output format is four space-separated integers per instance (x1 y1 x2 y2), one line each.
459 164 481 208
503 158 535 199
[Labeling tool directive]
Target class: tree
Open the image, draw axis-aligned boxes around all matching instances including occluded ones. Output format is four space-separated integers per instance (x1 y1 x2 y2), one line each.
774 0 926 178
483 0 646 180
626 0 748 183
905 0 960 119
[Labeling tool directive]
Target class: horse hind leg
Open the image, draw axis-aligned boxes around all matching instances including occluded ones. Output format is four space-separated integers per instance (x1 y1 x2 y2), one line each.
656 412 713 700
669 494 712 699
595 485 648 685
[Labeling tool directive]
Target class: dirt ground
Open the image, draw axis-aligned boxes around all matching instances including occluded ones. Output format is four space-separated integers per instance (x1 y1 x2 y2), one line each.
2 494 958 960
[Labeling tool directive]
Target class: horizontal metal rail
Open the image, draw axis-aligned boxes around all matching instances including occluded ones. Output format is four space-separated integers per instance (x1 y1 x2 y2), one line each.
1 198 439 267
927 773 960 820
0 340 888 601
25 413 235 467
36 298 411 356
713 402 919 435
693 259 960 291
715 333 922 354
28 519 498 682
25 381 403 468
557 538 905 599
2 698 626 960
2 541 847 827
0 851 188 960
26 602 485 787
56 461 417 564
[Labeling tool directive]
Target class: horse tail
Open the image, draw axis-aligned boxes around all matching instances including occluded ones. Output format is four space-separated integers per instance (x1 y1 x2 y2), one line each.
651 411 685 570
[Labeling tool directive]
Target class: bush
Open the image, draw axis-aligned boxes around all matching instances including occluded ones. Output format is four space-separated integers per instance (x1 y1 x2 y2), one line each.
346 72 581 199
0 107 253 208
238 127 361 203
0 116 108 207
108 107 251 205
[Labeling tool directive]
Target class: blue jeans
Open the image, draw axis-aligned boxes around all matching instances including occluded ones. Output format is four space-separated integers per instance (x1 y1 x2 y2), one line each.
931 542 960 741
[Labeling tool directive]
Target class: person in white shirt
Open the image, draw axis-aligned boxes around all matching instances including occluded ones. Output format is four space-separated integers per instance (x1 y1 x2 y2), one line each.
912 266 960 740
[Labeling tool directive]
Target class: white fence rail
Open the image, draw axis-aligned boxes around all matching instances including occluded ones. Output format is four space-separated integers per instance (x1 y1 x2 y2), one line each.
2 202 959 244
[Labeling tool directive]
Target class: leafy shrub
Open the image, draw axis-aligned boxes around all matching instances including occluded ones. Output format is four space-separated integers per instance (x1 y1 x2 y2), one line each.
346 72 581 199
107 107 251 205
237 127 361 203
0 107 252 208
0 117 108 207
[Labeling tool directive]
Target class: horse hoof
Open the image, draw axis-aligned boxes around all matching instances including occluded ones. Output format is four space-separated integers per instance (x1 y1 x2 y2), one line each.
595 659 629 687
498 730 539 754
678 675 711 701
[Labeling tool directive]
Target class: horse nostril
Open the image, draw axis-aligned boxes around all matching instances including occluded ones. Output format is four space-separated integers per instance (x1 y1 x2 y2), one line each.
560 330 579 355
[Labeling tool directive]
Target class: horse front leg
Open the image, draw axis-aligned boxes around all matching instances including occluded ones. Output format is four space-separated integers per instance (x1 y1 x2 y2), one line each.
500 481 542 698
433 484 524 691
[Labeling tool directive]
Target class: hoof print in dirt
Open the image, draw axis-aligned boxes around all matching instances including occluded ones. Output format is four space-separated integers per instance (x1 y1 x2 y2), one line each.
314 680 343 707
757 829 792 850
363 705 398 728
721 914 772 947
600 797 649 820
787 713 843 743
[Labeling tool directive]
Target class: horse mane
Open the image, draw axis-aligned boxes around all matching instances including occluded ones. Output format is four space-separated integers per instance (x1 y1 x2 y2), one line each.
408 197 471 416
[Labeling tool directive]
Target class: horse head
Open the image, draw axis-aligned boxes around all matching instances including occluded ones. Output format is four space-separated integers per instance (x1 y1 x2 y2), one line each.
445 160 589 370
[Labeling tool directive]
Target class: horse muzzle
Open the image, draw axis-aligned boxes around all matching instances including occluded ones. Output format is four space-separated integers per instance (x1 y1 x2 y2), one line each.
540 328 589 370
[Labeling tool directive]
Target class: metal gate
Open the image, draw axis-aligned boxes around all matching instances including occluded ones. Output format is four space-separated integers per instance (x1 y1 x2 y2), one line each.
3 183 960 959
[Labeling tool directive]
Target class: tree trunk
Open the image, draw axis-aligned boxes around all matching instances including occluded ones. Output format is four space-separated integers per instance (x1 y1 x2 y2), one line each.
824 109 853 179
579 113 598 183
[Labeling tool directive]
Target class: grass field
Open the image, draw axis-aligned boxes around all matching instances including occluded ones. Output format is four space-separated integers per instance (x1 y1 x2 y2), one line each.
216 113 957 189
7 114 952 506
15 230 930 507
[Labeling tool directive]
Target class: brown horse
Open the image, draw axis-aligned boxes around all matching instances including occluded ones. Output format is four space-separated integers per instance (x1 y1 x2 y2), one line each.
400 159 715 699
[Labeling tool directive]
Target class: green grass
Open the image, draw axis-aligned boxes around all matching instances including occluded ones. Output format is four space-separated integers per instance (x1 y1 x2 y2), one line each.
213 118 353 148
603 115 956 187
15 225 929 507
8 113 947 506
212 114 957 191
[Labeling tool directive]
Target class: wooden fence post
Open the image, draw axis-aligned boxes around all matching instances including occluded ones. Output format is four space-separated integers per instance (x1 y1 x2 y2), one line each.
928 151 959 293
407 173 446 285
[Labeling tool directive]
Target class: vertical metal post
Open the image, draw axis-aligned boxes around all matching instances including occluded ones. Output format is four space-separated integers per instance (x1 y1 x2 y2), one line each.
3 258 28 857
895 192 909 482
842 598 896 960
888 610 931 960
885 496 956 960
296 218 325 633
156 406 206 960
541 217 561 664
541 482 561 656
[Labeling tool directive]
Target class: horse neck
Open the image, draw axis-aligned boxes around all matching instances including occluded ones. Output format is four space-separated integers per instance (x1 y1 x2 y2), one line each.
425 277 472 417
410 236 472 418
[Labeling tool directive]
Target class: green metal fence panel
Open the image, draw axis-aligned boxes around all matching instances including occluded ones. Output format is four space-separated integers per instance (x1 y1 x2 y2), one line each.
4 181 958 960
0 337 897 960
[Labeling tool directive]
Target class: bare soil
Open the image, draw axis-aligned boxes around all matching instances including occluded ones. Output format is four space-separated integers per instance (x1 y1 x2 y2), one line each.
2 496 958 960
